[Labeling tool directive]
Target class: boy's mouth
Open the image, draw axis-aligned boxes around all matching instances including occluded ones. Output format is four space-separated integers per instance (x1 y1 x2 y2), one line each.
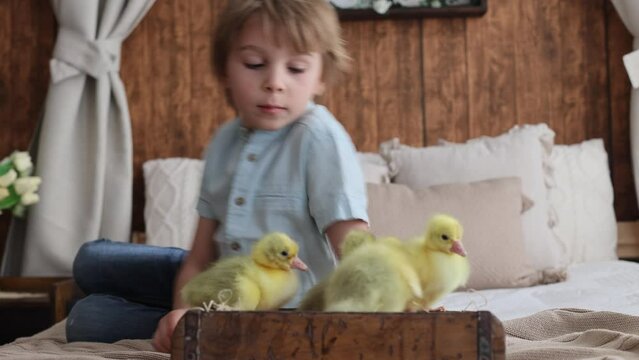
258 104 286 114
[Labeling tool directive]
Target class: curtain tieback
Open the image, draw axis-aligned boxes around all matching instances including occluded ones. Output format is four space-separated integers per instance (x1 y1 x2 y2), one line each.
623 38 639 89
49 28 122 83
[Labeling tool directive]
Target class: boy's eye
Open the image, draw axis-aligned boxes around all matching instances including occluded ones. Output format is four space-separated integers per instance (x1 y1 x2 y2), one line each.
288 67 305 74
245 63 264 70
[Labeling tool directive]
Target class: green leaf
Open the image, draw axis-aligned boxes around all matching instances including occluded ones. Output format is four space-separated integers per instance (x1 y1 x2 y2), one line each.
0 158 13 177
0 186 19 209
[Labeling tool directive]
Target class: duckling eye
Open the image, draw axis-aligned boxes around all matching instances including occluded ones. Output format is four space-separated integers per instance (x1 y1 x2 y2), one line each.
280 250 289 257
441 234 449 241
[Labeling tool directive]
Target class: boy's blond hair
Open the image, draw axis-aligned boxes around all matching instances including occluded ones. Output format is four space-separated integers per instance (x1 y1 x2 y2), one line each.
213 0 350 85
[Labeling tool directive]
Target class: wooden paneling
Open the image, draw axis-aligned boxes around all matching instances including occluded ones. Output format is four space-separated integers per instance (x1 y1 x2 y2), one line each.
466 0 518 138
558 1 609 145
121 0 233 231
0 1 55 260
606 2 638 221
320 19 424 151
422 18 469 144
372 20 424 148
0 0 55 153
321 20 379 151
513 0 563 135
0 0 635 247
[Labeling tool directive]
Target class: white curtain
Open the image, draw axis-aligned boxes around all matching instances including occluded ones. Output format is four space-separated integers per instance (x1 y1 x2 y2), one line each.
611 0 639 205
2 0 155 276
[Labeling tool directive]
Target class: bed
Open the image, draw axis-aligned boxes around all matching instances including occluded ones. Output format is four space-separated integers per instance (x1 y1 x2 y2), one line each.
2 123 639 359
1 262 638 359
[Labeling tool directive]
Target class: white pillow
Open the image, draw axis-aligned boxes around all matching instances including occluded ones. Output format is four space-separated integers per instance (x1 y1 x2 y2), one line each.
549 139 617 263
143 158 203 249
358 152 391 184
381 124 566 271
143 153 391 249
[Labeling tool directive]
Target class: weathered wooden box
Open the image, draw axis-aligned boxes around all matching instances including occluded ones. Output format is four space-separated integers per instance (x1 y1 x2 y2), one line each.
171 309 505 359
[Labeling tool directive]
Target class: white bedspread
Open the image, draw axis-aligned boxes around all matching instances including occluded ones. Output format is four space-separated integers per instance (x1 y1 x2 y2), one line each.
441 260 639 321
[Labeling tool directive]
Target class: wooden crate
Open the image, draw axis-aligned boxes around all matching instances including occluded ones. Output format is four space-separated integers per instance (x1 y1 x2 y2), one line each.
171 309 505 359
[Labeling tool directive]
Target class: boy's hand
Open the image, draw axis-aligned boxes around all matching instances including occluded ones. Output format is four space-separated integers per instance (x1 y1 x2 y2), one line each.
152 308 188 353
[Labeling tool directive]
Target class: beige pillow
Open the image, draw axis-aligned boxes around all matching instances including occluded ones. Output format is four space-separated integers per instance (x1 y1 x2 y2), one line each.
366 178 548 290
381 124 566 272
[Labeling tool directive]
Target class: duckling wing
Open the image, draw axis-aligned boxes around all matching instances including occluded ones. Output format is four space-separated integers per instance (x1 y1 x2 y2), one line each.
234 274 262 310
324 244 418 312
181 257 250 309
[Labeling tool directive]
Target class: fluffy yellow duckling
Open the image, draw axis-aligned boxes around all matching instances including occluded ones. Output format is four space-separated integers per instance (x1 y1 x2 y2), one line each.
303 215 469 313
298 229 377 311
321 232 423 312
339 229 376 257
406 214 470 311
181 232 308 310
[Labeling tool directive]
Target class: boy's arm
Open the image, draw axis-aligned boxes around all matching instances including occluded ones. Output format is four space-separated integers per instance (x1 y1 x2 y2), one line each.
325 219 369 259
172 217 219 308
152 217 218 353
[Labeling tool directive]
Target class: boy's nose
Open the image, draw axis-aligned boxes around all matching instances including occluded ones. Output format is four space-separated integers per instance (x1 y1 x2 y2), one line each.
263 69 285 92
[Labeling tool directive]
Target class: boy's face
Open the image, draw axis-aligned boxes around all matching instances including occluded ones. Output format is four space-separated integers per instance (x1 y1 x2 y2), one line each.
224 15 325 131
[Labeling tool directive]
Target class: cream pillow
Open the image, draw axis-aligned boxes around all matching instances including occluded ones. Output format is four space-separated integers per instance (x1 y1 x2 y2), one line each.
550 139 617 263
367 178 548 290
143 158 203 249
143 153 391 249
382 124 566 272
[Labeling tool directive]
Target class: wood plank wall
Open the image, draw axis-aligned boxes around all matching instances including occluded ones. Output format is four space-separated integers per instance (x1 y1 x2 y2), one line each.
0 1 634 253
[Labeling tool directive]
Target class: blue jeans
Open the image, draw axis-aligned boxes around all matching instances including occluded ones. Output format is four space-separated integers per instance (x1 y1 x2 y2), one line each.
66 239 187 343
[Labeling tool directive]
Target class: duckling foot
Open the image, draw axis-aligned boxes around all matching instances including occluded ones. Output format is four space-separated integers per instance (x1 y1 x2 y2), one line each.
420 307 447 313
406 302 446 313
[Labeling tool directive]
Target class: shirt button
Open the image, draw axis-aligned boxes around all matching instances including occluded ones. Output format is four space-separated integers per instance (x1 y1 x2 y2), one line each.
230 242 241 251
247 153 257 162
234 197 245 206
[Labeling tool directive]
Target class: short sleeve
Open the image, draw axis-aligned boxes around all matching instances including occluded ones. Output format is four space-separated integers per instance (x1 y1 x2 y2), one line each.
306 129 369 232
196 137 218 220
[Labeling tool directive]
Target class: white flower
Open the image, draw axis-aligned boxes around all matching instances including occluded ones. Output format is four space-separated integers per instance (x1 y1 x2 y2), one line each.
330 0 368 9
372 0 393 13
0 187 8 201
394 0 422 6
0 169 17 187
20 192 39 206
14 177 42 195
0 150 41 217
12 151 33 175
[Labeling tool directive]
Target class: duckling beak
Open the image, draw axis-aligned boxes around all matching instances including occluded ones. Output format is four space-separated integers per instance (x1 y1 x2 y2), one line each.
290 256 308 271
450 240 467 257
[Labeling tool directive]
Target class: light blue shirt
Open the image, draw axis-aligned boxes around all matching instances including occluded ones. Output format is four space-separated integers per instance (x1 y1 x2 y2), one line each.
197 102 369 306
